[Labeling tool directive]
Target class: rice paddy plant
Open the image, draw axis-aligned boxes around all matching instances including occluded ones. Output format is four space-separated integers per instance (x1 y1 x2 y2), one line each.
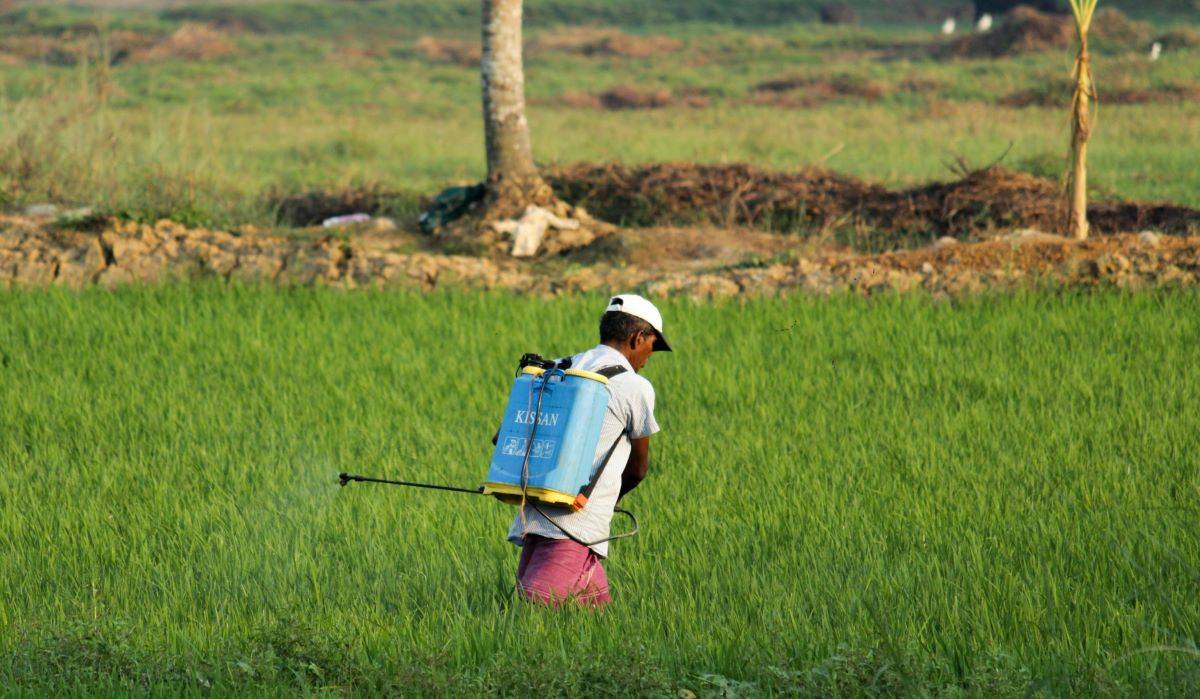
1 286 1198 694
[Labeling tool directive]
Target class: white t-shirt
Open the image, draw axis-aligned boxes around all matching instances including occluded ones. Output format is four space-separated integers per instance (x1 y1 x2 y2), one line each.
506 344 660 557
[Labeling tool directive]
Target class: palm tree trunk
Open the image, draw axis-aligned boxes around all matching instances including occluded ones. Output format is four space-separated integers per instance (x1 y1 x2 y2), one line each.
481 0 551 218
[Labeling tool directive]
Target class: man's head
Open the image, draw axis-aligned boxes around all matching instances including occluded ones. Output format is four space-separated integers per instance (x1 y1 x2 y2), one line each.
599 294 671 372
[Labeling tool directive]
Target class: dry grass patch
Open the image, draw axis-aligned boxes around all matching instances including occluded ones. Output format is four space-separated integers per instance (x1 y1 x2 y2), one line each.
545 162 1200 240
529 26 682 59
412 36 480 66
1001 82 1200 108
749 75 889 108
129 23 236 63
557 84 711 110
0 23 235 66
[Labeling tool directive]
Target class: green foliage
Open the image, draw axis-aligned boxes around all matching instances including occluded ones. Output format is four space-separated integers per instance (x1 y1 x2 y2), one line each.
2 4 1199 228
4 29 1200 229
150 0 1196 34
1 287 1199 694
158 0 968 35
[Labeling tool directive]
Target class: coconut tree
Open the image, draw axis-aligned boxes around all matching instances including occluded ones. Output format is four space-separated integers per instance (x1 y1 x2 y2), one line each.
1067 0 1098 240
480 0 554 220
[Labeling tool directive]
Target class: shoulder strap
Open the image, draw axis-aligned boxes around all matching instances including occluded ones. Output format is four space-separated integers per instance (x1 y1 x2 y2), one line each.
572 365 630 508
596 365 627 379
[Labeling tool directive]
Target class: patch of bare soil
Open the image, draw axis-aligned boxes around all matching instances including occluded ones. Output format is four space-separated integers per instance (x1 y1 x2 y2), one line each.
818 3 858 25
0 23 234 66
1090 8 1153 46
0 28 155 66
647 232 1200 298
529 26 682 59
748 75 888 108
128 23 235 63
556 84 711 110
412 36 480 66
1157 27 1200 50
4 216 1199 299
1001 82 1200 108
413 27 683 67
266 184 412 227
545 162 1200 242
618 225 806 273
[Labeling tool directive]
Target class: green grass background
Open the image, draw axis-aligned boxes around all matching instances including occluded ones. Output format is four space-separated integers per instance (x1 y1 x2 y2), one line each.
1 286 1198 694
2 1 1199 228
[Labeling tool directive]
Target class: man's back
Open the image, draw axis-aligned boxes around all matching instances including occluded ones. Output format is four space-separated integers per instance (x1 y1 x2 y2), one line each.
508 294 669 606
506 343 659 558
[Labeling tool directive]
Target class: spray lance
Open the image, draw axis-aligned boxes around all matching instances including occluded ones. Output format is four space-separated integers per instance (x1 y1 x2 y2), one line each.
337 353 639 547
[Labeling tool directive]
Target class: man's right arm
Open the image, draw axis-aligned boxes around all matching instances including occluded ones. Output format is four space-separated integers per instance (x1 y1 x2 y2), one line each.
619 436 650 500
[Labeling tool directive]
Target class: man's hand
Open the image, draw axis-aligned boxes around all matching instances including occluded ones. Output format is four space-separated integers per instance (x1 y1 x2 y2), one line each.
619 437 650 500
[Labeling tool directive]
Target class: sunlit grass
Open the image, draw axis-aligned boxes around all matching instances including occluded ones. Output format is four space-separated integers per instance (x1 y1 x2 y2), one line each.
1 286 1198 693
2 19 1199 227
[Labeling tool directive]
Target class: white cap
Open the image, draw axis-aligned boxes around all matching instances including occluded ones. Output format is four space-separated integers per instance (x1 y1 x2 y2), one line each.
605 294 672 352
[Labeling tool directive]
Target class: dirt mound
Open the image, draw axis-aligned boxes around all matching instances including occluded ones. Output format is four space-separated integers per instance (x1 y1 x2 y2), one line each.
944 6 1150 58
943 6 1073 58
413 28 680 66
1156 27 1200 50
412 36 480 66
267 184 411 227
0 28 155 66
0 24 234 66
130 23 235 63
557 84 710 110
530 26 682 58
1001 82 1200 108
818 3 858 25
545 162 1200 243
1090 8 1152 46
750 75 888 107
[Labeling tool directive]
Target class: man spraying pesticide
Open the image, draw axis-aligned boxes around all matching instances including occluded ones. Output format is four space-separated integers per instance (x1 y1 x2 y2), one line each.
340 294 669 607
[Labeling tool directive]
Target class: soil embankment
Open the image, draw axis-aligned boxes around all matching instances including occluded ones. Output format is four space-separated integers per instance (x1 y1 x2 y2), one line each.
3 215 1198 298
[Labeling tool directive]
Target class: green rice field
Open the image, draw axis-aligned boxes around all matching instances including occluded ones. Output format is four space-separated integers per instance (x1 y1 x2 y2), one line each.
2 286 1198 694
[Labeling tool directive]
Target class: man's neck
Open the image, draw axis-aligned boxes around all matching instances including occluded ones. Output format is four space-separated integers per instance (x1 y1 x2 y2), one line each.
601 341 635 366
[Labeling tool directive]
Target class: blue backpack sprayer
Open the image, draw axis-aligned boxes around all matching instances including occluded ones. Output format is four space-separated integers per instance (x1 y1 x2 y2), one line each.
338 354 638 546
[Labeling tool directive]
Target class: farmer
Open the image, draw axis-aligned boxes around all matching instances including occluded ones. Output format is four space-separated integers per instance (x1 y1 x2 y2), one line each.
508 294 670 607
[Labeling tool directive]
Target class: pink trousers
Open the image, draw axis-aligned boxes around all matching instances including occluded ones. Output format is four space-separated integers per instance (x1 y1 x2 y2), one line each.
516 535 612 607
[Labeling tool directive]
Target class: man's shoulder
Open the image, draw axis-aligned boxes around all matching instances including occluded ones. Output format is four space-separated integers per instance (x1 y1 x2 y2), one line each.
607 370 654 400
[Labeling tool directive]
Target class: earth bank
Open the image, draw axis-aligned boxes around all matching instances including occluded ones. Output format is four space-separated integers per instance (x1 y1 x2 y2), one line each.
2 215 1197 298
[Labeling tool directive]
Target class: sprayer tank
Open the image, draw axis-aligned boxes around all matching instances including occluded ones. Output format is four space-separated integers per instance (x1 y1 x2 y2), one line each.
483 367 610 509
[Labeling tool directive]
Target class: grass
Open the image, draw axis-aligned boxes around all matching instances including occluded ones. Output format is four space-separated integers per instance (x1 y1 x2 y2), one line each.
16 0 1198 32
1 285 1199 694
1 8 1199 229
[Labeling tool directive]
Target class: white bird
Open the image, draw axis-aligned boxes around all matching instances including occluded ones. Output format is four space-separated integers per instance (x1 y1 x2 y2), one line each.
977 13 993 32
942 17 957 35
1150 41 1163 61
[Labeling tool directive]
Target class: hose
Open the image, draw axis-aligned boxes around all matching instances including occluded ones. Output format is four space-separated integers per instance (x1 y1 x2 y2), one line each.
518 369 637 548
